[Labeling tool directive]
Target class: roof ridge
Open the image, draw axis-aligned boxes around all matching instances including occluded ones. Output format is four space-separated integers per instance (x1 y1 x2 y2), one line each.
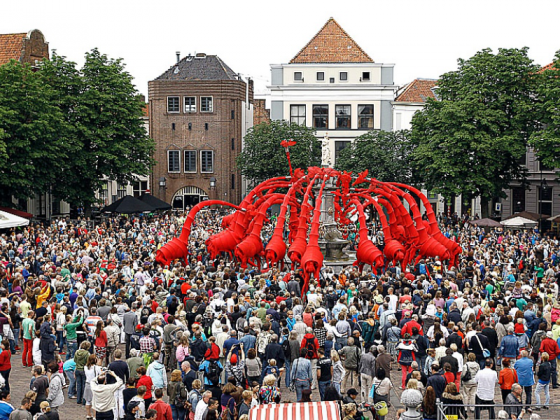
289 17 373 64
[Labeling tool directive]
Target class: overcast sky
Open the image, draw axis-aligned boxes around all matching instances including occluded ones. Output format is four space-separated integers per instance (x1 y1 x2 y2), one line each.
3 0 560 98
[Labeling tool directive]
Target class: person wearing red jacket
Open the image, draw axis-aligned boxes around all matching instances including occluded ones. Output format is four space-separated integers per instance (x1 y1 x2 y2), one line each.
401 315 424 337
540 331 560 388
300 329 320 389
148 388 173 420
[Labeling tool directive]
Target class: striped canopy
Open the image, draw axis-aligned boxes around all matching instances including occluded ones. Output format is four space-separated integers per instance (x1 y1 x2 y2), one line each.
249 402 341 420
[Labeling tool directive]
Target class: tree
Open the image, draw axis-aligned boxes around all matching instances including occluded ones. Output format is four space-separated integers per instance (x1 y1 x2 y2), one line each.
410 48 538 216
530 53 560 171
335 130 417 184
0 61 67 204
44 49 155 210
236 120 321 186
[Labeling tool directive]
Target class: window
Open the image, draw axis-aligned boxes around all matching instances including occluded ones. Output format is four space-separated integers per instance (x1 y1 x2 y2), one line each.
172 123 175 131
201 150 214 173
313 105 328 129
184 150 196 173
133 181 148 198
538 157 555 171
290 105 306 125
99 183 108 202
317 72 324 81
539 186 553 216
294 72 302 81
231 138 235 151
335 141 350 163
330 77 335 83
117 183 127 199
188 123 192 130
512 187 525 213
168 150 180 173
201 97 213 112
231 110 235 119
517 151 527 166
184 97 196 113
358 104 374 129
340 72 348 81
361 72 370 81
205 123 209 130
231 174 235 190
335 105 351 129
167 96 180 113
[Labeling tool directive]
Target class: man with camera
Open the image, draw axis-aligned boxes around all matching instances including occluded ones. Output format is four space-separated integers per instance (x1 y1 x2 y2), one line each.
91 369 124 420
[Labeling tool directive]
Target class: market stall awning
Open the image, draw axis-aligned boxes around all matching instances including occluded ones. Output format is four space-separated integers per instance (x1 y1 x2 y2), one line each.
467 218 502 227
139 193 172 210
0 210 30 228
101 195 155 214
503 211 549 221
250 402 341 420
501 216 538 228
0 206 33 219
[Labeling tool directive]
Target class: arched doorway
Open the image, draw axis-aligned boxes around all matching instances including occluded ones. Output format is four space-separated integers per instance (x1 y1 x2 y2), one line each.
172 186 209 211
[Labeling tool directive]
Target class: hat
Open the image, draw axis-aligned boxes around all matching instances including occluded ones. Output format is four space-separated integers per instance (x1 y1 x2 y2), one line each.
547 331 553 339
127 400 141 411
230 354 238 364
136 324 143 331
347 388 358 396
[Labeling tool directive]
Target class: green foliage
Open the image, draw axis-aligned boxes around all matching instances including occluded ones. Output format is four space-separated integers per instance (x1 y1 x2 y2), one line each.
529 52 560 172
0 61 67 204
0 50 155 208
335 130 416 184
236 120 321 186
410 48 538 204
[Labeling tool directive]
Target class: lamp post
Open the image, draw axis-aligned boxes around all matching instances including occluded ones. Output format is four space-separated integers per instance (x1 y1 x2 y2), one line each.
209 177 216 200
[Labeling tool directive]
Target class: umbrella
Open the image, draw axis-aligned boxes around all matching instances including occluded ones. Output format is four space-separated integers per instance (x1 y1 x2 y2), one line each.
547 214 560 222
0 210 29 229
101 195 155 214
503 211 549 222
139 193 172 210
501 216 538 228
467 218 502 228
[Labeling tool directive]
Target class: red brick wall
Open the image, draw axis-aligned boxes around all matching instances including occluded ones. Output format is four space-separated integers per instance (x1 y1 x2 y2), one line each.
253 99 270 126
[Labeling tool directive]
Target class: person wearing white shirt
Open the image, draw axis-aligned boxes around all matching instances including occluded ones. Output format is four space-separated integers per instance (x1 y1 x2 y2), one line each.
474 359 498 419
194 391 211 420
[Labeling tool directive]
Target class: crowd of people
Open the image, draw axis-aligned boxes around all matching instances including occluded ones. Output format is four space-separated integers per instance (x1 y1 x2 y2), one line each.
0 210 558 420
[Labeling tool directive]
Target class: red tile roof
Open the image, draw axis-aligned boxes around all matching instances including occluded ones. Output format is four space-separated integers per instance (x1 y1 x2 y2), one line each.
290 18 373 64
395 79 438 103
0 33 26 66
539 62 558 73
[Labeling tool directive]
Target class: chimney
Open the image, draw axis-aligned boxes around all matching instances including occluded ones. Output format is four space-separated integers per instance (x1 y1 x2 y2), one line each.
176 51 180 63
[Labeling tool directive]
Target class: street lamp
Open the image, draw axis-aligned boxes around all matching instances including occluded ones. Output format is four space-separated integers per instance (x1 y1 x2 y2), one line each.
209 177 217 189
159 177 167 188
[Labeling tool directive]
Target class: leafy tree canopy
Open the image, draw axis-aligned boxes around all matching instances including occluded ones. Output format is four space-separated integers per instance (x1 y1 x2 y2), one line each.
335 130 417 185
236 120 321 186
410 47 538 206
529 52 560 172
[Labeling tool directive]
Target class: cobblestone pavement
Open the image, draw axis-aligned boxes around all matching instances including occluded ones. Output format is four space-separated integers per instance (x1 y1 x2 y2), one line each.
7 352 560 420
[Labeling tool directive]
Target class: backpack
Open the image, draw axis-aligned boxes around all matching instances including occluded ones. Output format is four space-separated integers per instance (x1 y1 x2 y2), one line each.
207 360 222 385
175 382 189 407
282 339 291 360
304 337 316 359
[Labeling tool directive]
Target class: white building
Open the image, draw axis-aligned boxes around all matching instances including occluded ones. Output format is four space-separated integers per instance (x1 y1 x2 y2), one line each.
268 18 397 165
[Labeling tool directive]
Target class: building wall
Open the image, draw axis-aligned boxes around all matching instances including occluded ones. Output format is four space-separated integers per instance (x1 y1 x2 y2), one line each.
253 99 270 126
21 30 49 65
149 79 252 206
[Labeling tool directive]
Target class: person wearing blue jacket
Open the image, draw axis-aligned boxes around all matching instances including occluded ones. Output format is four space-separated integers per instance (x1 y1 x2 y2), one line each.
499 327 520 359
147 352 168 390
514 350 535 408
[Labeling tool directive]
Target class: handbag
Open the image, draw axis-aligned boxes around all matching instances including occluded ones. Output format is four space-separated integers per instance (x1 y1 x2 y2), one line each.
474 334 491 358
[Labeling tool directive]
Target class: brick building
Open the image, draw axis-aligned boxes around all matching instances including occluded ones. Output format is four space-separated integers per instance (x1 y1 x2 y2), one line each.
149 53 254 208
0 29 49 66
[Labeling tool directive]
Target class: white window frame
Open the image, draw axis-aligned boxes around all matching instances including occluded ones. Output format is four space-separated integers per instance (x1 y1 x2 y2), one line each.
340 71 348 81
316 71 325 81
167 150 181 173
200 96 213 113
167 96 180 113
184 150 197 173
290 105 306 125
200 150 214 173
184 96 196 113
294 72 303 82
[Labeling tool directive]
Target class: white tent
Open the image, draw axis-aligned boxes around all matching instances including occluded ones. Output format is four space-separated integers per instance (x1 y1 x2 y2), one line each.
0 210 29 229
501 216 538 228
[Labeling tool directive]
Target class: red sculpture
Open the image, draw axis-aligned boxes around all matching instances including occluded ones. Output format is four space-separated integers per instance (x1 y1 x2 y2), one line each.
156 148 462 296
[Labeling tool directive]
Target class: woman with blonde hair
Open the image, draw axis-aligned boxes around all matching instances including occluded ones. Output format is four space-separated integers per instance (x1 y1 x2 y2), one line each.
342 403 357 420
331 350 345 395
187 380 203 420
258 374 281 404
